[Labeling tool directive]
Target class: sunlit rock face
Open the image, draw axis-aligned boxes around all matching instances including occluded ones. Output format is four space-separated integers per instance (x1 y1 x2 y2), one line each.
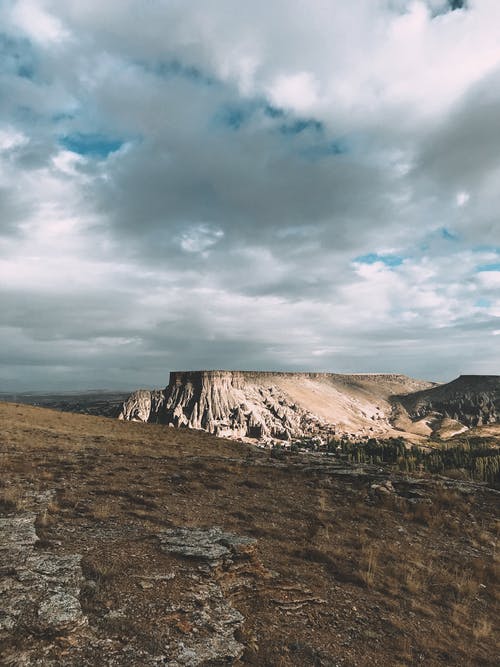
118 370 436 441
118 389 165 423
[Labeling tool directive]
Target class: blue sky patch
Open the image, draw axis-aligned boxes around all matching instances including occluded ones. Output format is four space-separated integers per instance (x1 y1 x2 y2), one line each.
430 0 467 18
355 253 404 267
264 104 285 119
59 133 124 157
216 104 253 130
476 262 500 272
475 298 492 308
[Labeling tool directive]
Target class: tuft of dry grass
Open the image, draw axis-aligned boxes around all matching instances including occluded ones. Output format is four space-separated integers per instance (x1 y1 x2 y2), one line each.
0 485 25 511
91 500 115 520
359 544 378 588
473 618 493 639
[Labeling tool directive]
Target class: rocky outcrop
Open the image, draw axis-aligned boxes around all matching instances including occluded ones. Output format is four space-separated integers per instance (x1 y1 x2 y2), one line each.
118 370 435 442
158 526 257 566
395 375 500 430
0 511 87 639
119 388 166 422
158 526 260 665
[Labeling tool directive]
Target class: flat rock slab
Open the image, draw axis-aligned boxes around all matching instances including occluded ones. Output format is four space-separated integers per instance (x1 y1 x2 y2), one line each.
165 581 245 667
158 527 257 565
157 527 260 665
0 513 87 637
0 514 38 559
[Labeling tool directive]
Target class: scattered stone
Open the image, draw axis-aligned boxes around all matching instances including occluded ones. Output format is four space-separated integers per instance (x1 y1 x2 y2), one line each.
370 480 395 495
138 580 154 590
37 591 85 634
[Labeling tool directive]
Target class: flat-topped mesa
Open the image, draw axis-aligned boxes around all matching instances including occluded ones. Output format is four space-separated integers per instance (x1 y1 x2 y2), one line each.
169 370 422 382
119 370 436 441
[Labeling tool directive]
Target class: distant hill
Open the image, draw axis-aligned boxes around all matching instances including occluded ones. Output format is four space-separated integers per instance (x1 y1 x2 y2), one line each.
0 390 130 418
394 375 500 438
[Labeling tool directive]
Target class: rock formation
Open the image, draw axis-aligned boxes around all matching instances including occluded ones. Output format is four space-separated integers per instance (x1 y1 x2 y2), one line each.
157 527 260 665
119 370 435 441
118 388 166 422
395 375 500 431
0 496 87 640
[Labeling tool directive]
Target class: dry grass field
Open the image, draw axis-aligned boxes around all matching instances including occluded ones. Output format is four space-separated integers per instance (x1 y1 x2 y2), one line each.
1 401 499 666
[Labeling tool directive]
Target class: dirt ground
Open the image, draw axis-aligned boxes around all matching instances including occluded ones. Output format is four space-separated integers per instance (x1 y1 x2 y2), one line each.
1 402 499 666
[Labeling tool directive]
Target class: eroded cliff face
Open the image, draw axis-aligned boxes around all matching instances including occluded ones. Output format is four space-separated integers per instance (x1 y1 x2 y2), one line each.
118 371 435 441
118 389 165 423
120 372 316 440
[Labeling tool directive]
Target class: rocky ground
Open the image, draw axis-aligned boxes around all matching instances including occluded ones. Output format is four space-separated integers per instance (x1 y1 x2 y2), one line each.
0 402 499 666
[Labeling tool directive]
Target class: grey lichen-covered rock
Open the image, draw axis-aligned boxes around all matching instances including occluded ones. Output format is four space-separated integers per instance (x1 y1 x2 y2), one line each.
158 527 260 665
37 591 84 633
165 582 245 666
0 513 87 637
0 513 38 559
158 527 257 566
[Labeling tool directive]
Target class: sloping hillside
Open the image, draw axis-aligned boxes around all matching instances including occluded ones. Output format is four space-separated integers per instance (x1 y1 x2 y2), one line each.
1 401 498 666
394 375 500 437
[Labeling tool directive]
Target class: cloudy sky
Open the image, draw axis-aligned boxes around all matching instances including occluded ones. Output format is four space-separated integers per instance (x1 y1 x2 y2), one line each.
0 0 499 390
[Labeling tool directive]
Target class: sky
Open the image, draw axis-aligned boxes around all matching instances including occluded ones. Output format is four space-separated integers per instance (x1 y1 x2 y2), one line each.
0 0 499 391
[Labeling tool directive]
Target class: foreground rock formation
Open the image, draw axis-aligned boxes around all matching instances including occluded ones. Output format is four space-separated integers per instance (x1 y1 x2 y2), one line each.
0 485 266 665
119 370 435 442
0 492 87 643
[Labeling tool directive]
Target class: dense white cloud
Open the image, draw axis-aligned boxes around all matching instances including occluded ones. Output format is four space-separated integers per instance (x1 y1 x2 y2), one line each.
0 0 498 390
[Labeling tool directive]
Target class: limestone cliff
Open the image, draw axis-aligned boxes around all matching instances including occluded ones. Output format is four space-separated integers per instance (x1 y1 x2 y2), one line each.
118 371 435 441
118 389 165 422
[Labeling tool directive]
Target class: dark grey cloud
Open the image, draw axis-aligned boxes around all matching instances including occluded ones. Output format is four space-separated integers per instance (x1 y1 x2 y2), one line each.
0 0 499 390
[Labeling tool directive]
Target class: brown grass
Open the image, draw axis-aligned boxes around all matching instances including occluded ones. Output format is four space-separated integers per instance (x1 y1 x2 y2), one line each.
0 485 26 511
0 400 499 667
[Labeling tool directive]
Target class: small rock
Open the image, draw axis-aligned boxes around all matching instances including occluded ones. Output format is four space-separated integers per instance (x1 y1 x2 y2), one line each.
158 527 256 566
37 591 86 633
370 480 395 495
